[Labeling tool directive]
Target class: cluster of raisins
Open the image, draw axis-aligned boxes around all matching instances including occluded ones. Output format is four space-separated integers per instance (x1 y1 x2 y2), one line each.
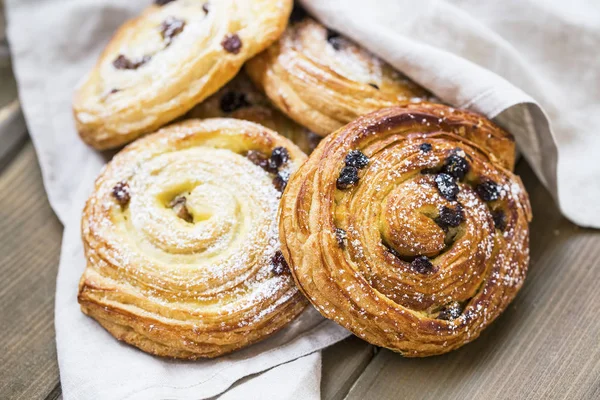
246 147 291 192
337 150 369 190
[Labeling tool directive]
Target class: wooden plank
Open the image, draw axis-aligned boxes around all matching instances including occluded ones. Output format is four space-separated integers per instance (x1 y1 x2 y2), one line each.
322 337 376 400
345 161 600 400
0 141 63 400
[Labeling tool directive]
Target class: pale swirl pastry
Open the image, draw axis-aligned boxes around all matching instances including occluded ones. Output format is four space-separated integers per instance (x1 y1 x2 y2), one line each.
186 72 321 154
73 0 292 150
280 103 532 357
246 13 431 137
79 118 308 358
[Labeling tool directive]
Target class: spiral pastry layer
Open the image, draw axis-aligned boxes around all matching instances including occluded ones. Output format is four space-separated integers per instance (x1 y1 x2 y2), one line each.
246 15 431 137
280 104 531 356
79 118 307 358
73 0 292 150
186 72 321 154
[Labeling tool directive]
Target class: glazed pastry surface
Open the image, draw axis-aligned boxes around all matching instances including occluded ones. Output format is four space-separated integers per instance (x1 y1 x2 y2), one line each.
74 0 292 149
79 118 307 358
187 72 321 154
280 104 531 356
246 16 430 137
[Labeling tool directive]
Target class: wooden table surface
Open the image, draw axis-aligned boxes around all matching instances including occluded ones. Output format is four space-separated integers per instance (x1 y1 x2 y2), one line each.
1 139 599 400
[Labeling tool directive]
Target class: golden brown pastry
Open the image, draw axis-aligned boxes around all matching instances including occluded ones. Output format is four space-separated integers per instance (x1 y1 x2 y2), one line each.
280 103 531 357
246 14 431 137
186 72 321 154
73 0 292 150
79 118 308 359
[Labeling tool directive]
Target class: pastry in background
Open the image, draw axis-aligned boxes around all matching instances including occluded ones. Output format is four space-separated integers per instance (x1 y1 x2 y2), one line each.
79 118 307 358
279 103 531 356
187 72 320 154
73 0 293 150
246 12 431 137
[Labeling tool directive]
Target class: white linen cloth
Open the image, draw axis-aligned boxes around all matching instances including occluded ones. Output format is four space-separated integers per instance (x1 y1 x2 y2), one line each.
4 0 600 398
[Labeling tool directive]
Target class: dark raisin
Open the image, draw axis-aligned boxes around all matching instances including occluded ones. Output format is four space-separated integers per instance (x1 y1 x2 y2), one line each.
441 152 470 180
437 302 463 320
368 83 380 90
109 88 120 94
168 196 193 223
113 55 135 70
435 205 464 230
326 29 343 50
220 91 250 113
112 181 130 206
246 150 269 171
411 256 435 274
335 228 347 249
202 2 209 13
434 173 459 201
419 143 432 153
221 33 242 54
476 179 500 202
345 150 369 169
160 17 185 42
273 171 289 192
492 209 506 231
155 0 176 5
269 147 289 171
290 4 307 23
271 250 289 275
113 54 150 70
336 166 359 189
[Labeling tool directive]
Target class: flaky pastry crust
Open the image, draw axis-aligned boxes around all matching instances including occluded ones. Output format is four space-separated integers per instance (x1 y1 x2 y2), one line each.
280 104 531 356
73 0 292 150
186 72 321 154
79 118 308 358
246 16 431 137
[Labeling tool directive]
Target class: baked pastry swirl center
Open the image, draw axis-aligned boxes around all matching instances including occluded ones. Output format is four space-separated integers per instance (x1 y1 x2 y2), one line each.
280 104 532 356
79 118 307 358
349 148 501 312
126 148 280 262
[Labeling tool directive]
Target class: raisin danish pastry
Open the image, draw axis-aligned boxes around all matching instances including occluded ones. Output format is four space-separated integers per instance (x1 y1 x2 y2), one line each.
246 14 430 137
187 73 321 154
73 0 292 150
79 118 307 358
280 104 532 357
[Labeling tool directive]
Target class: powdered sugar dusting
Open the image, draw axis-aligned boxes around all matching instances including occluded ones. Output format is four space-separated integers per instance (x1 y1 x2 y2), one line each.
84 134 303 335
290 111 531 355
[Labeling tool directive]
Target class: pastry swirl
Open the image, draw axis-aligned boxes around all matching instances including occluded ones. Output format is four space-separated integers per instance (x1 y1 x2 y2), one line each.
280 104 532 356
79 118 307 358
186 72 321 154
246 15 431 137
73 0 292 150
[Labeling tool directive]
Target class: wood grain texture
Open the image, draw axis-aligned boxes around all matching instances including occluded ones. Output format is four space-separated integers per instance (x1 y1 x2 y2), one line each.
0 141 63 400
322 337 375 400
345 160 600 400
